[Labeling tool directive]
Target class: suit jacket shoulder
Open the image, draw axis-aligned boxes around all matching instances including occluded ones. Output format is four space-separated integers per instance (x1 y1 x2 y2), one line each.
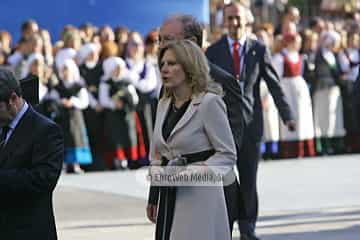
206 35 228 51
205 35 231 65
24 106 63 144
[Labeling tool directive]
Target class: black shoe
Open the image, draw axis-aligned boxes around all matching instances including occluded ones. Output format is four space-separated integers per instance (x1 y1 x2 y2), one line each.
240 233 260 240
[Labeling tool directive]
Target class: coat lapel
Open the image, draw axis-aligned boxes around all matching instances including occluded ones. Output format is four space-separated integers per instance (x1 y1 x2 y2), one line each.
220 36 236 76
167 93 204 141
242 38 256 84
157 98 171 145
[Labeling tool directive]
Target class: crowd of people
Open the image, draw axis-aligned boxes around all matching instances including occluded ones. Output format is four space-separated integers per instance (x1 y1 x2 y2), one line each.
0 3 359 175
238 5 360 159
0 20 161 173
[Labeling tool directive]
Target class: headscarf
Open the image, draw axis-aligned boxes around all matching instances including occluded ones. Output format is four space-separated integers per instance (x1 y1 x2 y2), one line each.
320 30 341 48
77 43 99 65
101 56 127 81
21 52 44 79
55 48 77 70
59 58 81 85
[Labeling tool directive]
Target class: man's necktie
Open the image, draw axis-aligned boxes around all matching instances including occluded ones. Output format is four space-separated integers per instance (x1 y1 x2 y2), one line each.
232 41 241 80
0 126 10 149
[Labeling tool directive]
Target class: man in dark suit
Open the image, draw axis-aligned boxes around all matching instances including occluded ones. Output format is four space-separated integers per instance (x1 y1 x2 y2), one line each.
353 73 360 150
206 2 295 240
146 14 248 235
0 68 64 239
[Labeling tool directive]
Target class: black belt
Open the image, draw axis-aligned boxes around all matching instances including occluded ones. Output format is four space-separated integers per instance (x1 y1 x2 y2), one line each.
155 149 215 240
160 149 215 166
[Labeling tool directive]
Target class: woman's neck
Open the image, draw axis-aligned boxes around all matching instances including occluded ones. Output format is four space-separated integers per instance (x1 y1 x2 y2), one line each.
173 86 192 108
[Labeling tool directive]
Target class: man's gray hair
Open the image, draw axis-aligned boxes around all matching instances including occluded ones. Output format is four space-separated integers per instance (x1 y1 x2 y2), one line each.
0 67 22 102
166 14 204 47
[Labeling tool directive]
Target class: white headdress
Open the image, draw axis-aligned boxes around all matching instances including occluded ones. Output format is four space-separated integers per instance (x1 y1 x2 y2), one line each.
55 48 77 70
77 43 100 65
320 30 341 48
101 56 127 81
59 58 81 85
21 53 44 79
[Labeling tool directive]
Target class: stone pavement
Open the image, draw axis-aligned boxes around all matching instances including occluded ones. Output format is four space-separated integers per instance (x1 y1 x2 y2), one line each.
55 154 360 239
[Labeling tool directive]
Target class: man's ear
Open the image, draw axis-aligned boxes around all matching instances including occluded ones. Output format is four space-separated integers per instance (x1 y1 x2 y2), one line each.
9 92 19 105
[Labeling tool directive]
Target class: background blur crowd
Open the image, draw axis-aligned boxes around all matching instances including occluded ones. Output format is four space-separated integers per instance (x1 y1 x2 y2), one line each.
0 0 359 173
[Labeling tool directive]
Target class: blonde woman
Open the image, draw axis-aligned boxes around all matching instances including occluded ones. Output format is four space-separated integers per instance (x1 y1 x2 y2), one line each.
148 40 235 240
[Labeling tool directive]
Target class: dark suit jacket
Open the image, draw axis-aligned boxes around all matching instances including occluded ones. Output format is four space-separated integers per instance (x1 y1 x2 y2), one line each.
354 75 360 132
206 35 293 142
208 61 249 148
0 105 64 240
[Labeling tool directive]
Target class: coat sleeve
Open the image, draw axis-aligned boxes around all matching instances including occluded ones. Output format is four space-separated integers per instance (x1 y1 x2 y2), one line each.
147 117 160 206
99 81 116 109
132 63 158 93
202 94 236 172
148 186 160 205
261 45 293 123
0 122 64 199
69 87 89 109
147 140 159 205
147 99 163 205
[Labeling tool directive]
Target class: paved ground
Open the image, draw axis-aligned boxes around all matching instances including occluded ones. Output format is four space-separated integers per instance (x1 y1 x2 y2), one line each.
55 154 360 239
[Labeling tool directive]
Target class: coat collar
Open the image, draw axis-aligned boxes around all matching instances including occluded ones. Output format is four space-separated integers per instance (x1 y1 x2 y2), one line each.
158 93 205 143
226 35 247 49
244 37 254 55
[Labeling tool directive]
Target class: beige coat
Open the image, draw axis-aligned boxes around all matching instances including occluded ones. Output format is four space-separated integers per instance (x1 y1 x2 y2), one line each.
150 92 236 240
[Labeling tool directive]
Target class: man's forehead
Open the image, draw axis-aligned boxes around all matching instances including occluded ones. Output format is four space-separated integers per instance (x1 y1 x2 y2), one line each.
224 4 246 16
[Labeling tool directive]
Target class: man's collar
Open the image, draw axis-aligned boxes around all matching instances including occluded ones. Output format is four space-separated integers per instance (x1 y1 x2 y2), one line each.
227 34 247 47
8 101 28 130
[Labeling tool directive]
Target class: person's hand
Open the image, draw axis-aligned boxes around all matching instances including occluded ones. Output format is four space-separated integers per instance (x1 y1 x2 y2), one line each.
286 120 296 132
149 164 164 176
44 67 53 80
95 104 103 112
339 74 347 81
262 98 269 111
115 99 124 109
62 99 73 108
88 85 98 93
146 204 157 223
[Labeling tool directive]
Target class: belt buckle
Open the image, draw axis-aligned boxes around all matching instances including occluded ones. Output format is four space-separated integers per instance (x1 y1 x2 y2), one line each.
174 155 187 166
180 156 187 165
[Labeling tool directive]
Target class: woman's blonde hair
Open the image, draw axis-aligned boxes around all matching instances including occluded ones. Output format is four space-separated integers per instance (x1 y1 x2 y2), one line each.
158 39 222 98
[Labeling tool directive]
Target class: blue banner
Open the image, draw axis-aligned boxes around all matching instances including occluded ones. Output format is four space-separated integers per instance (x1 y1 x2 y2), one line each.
0 0 209 43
